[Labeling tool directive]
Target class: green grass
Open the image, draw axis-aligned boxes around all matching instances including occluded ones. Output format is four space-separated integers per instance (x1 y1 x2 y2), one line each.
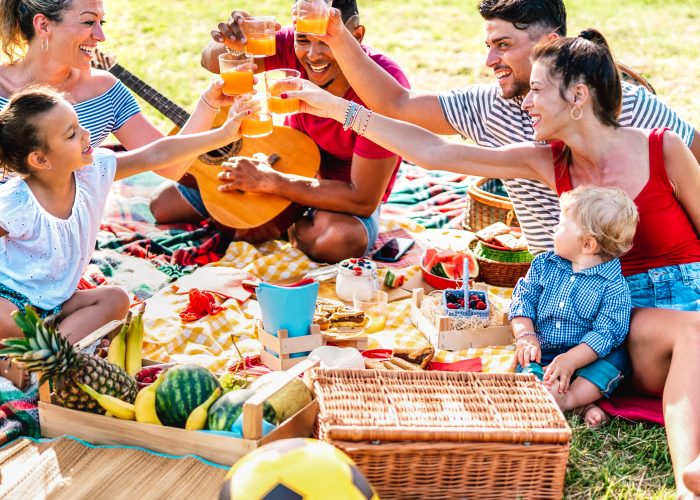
103 0 697 497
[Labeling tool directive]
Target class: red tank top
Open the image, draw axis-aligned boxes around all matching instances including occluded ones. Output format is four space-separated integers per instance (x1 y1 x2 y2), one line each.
554 128 700 277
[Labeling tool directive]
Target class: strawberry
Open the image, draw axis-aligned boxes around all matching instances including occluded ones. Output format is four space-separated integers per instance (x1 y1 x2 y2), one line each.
350 259 358 264
447 303 459 310
470 295 479 302
142 377 153 384
476 302 487 310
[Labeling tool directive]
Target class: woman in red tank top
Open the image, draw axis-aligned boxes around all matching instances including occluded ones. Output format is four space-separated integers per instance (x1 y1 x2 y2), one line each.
292 28 700 496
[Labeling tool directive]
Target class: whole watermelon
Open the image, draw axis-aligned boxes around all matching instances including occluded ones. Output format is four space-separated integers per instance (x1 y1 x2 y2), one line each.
207 389 277 431
155 364 220 428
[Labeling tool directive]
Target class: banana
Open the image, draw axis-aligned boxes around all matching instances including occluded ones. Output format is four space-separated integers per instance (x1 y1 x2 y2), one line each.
134 371 165 425
185 387 221 431
107 312 131 369
77 382 135 420
125 303 146 376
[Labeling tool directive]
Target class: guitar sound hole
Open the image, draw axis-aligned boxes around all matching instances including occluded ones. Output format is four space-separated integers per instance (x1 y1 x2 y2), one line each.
198 139 243 165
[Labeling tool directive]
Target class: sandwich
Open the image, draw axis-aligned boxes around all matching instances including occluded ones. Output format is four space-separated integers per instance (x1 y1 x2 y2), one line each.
330 307 370 329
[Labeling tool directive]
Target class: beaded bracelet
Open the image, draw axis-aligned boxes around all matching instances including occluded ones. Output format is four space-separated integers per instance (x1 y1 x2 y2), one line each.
200 94 220 113
355 107 364 135
514 331 538 342
343 102 358 131
348 104 363 132
359 109 372 137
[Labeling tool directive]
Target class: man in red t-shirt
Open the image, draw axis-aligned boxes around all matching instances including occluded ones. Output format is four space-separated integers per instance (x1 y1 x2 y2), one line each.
149 0 410 263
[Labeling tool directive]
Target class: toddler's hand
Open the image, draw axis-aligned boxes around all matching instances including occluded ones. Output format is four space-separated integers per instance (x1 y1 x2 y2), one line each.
513 335 541 368
543 353 577 393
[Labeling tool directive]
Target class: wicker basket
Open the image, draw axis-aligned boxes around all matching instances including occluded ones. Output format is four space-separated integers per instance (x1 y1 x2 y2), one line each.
463 177 520 232
470 239 530 288
313 369 571 500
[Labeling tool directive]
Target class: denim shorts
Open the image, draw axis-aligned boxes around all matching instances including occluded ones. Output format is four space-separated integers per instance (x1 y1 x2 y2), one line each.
516 345 631 397
625 262 700 310
177 184 381 256
0 283 62 319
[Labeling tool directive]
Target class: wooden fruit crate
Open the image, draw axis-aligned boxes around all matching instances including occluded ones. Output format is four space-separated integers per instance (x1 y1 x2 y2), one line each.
38 321 319 467
257 321 324 371
410 288 513 351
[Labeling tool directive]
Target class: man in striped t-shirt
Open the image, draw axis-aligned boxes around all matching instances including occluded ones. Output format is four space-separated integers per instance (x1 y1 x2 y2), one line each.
320 0 699 255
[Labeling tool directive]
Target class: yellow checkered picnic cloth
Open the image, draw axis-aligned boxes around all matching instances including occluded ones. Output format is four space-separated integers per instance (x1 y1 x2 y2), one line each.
140 218 516 375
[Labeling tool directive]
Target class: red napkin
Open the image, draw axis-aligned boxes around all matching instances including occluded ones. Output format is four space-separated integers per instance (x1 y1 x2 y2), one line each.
179 289 225 322
427 358 483 372
173 268 259 303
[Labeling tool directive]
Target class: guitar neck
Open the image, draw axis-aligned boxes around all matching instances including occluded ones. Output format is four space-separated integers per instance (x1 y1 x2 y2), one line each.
109 64 191 129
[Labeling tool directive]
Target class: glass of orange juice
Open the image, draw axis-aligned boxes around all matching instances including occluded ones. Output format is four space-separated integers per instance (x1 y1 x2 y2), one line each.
243 16 276 57
265 69 302 115
353 289 388 334
295 0 333 36
219 52 255 96
238 92 273 138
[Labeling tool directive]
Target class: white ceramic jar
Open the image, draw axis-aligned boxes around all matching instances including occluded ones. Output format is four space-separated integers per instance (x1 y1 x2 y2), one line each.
336 258 379 301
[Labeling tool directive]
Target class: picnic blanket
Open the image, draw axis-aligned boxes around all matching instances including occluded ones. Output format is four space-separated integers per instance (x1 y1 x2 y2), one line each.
0 376 40 446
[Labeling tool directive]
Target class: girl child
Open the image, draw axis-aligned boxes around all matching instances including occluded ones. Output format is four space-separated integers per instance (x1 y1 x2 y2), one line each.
0 84 254 349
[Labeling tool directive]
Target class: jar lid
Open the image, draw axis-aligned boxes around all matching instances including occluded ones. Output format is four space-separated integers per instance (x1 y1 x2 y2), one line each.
337 258 377 277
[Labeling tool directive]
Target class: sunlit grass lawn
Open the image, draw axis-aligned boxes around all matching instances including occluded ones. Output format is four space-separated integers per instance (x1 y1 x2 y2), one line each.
104 1 699 497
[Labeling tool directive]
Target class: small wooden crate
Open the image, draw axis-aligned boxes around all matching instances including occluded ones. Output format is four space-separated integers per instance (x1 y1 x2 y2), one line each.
411 288 513 351
38 321 320 467
313 369 571 500
321 332 368 351
257 321 324 371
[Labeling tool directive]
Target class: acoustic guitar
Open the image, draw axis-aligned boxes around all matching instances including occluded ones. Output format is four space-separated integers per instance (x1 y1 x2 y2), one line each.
91 49 321 244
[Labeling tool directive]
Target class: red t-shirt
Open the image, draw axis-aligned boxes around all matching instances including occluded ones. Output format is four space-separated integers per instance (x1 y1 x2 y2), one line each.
264 27 411 202
554 128 700 277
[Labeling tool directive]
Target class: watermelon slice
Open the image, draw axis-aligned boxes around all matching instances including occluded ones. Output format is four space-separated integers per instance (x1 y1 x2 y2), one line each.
435 249 458 263
465 252 479 278
423 249 437 270
453 254 466 279
432 262 457 279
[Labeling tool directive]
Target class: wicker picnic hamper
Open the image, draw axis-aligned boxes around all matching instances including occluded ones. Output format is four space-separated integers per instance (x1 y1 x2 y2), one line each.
313 369 571 500
463 177 520 232
469 239 531 288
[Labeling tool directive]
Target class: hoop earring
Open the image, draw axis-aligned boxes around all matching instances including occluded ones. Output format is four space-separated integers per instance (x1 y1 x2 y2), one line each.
41 38 49 53
46 163 51 170
571 107 583 120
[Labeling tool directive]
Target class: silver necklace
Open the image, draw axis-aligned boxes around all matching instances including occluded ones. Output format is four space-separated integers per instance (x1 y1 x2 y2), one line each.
23 58 71 91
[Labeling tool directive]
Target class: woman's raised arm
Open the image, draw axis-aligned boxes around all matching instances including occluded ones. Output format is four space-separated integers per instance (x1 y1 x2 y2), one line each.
287 81 556 189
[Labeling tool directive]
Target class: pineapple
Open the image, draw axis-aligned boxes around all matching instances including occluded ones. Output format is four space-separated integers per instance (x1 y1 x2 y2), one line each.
0 307 137 414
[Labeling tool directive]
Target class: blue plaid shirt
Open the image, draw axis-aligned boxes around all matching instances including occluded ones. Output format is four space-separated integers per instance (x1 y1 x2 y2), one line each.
509 251 631 358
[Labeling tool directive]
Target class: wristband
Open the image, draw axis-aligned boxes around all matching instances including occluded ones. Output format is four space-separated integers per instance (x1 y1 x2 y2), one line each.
343 102 358 130
359 110 372 137
200 94 220 113
348 104 363 132
514 331 538 342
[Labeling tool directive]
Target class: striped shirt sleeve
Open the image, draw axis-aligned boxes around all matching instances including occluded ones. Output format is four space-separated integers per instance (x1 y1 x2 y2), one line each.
438 85 498 142
109 81 142 131
619 82 695 147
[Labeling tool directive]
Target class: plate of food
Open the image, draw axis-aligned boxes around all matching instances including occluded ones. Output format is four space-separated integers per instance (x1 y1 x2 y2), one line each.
313 299 372 334
420 249 479 290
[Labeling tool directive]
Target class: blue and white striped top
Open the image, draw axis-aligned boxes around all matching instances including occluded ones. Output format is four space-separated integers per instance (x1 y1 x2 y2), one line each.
0 80 140 147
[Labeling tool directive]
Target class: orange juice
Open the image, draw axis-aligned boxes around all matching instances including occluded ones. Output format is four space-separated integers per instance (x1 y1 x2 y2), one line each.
246 34 276 57
242 113 273 137
365 314 386 334
269 96 300 115
297 15 329 35
222 70 254 95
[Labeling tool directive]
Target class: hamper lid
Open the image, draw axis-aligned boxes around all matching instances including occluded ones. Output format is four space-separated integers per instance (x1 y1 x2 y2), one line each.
312 370 571 445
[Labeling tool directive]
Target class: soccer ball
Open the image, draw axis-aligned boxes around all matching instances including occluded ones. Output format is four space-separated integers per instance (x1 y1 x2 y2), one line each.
220 438 379 500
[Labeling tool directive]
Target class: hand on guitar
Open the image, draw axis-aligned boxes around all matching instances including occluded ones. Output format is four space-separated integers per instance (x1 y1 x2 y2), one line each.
217 155 278 193
211 10 282 50
281 79 348 121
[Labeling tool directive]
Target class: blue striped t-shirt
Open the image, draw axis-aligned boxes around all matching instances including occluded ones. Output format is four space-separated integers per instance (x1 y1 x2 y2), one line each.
0 80 141 147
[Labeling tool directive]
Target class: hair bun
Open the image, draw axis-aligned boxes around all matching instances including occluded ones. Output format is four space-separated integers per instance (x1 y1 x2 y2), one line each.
578 28 611 50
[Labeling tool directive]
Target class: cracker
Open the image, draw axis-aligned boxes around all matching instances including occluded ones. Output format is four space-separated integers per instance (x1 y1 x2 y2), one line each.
494 233 528 251
476 222 511 242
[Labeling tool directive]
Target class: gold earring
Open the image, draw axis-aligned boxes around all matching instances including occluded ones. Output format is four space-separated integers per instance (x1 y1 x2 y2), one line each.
42 38 49 53
571 107 583 120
